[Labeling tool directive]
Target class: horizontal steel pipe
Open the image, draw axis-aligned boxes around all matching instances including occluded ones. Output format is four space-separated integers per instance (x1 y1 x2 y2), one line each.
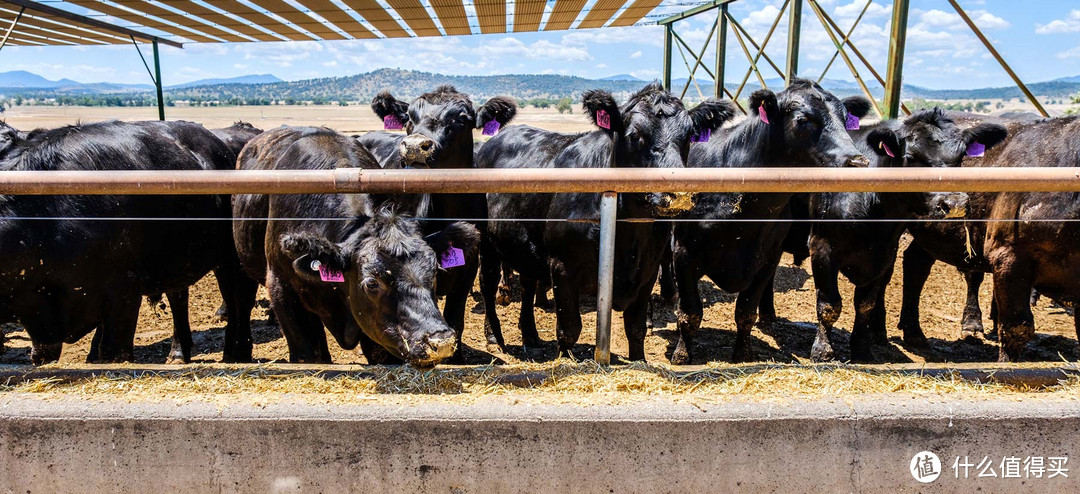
1 167 1080 195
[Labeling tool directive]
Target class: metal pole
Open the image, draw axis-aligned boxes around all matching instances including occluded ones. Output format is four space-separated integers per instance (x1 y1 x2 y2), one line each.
0 7 25 53
594 191 617 366
883 0 909 119
715 5 728 98
785 0 802 85
153 39 165 121
663 25 673 90
946 0 1049 118
807 0 883 117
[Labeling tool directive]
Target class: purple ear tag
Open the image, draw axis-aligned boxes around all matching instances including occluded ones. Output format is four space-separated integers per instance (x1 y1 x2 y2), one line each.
439 245 465 269
845 114 860 130
383 114 403 130
596 109 611 130
880 141 895 158
691 128 711 143
966 141 985 157
318 265 344 283
758 103 769 124
482 120 501 136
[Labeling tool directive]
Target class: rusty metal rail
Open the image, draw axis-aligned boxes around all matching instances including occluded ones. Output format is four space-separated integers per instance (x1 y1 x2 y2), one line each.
1 167 1080 195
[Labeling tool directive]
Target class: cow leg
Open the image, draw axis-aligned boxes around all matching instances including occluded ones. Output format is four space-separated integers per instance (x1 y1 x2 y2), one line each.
659 242 677 304
479 240 506 351
85 327 102 363
811 247 842 362
550 260 582 359
757 268 778 324
898 243 934 347
496 263 513 306
96 296 141 363
850 283 887 363
961 270 986 339
732 268 772 364
1074 308 1080 356
991 251 1036 362
30 341 62 366
267 273 327 363
518 274 543 351
440 262 476 363
216 263 256 363
671 258 703 365
165 289 193 364
213 302 228 323
988 297 999 341
535 279 553 310
869 265 893 346
623 284 653 362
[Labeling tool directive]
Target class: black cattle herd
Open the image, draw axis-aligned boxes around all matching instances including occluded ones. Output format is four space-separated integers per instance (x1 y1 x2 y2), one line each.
0 79 1076 367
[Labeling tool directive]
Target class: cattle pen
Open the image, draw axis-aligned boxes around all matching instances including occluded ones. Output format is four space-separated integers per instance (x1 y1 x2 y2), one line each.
1 0 1079 492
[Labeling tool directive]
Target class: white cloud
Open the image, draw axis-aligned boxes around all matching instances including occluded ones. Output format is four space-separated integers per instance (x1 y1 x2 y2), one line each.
919 9 1009 30
1057 46 1080 59
630 50 642 59
1036 10 1080 34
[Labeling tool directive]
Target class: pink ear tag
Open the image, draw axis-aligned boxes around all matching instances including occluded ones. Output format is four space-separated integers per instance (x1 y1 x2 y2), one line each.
482 120 501 136
318 265 344 283
691 128 711 143
758 103 769 124
596 109 611 130
966 141 985 157
383 115 403 130
845 114 860 130
439 246 465 269
880 141 895 158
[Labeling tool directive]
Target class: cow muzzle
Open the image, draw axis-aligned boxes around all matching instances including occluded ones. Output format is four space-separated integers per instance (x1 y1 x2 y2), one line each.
928 192 969 219
406 327 457 368
399 134 437 168
648 191 697 217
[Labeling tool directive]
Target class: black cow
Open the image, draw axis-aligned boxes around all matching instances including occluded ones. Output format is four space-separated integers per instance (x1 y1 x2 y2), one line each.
233 126 479 366
360 86 516 360
671 79 872 364
0 120 251 364
480 83 735 360
807 109 1005 362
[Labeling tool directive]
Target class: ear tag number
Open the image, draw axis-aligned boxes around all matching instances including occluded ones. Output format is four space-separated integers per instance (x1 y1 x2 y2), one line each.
383 115 403 130
758 103 769 124
482 120 501 136
845 114 860 130
596 109 611 129
319 265 344 282
691 128 711 143
966 142 985 157
439 246 465 269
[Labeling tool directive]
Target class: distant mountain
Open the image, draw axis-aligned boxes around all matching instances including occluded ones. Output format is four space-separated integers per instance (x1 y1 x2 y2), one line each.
1051 75 1080 83
599 74 645 82
0 70 80 88
168 74 282 89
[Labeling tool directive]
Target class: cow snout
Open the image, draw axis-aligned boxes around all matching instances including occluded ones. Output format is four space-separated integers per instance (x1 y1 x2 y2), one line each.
845 155 871 168
408 327 457 368
399 134 436 168
649 192 697 217
931 192 969 219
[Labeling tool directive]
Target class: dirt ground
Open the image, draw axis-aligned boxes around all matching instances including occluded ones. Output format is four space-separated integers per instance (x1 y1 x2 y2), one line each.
1 234 1075 366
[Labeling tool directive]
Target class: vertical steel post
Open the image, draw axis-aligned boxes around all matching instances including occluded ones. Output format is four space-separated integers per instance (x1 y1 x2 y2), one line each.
663 25 673 90
883 0 909 120
153 39 165 121
594 191 617 365
715 5 728 98
785 0 802 85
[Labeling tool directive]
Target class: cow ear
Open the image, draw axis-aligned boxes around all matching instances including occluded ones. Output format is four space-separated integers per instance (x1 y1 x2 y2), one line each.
866 128 905 162
424 221 481 260
749 89 779 126
371 90 410 126
963 123 1007 150
843 96 872 119
476 96 517 129
582 89 624 135
688 98 736 136
281 233 349 283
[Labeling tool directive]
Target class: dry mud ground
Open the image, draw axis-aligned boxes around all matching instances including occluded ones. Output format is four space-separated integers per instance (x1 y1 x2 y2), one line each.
2 236 1076 366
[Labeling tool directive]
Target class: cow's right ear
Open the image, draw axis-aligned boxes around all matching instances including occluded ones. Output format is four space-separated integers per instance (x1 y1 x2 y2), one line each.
476 96 517 129
582 89 624 135
371 91 410 127
424 221 481 262
865 127 905 162
281 233 349 283
688 98 737 136
749 89 780 126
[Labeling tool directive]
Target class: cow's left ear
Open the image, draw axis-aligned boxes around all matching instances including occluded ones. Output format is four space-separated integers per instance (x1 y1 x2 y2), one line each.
843 96 873 119
962 123 1008 150
866 127 905 163
371 90 410 126
424 221 481 260
476 96 517 129
688 98 737 136
582 89 624 135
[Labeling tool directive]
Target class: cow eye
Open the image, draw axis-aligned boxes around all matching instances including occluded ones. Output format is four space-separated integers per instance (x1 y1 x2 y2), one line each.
362 278 380 293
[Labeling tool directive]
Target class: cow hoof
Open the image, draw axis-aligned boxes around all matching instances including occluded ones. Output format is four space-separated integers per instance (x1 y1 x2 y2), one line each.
810 342 834 362
670 348 690 365
496 288 512 307
165 354 188 365
729 348 752 364
903 332 929 349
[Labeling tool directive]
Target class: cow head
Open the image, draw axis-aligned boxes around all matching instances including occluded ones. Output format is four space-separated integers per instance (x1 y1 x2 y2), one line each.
371 85 517 169
280 209 481 367
0 121 23 160
582 83 736 216
751 78 871 168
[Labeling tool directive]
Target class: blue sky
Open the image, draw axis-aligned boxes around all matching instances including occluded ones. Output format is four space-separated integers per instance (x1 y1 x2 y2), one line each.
0 0 1078 89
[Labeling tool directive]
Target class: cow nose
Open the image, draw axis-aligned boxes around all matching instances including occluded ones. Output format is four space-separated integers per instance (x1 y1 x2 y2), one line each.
423 328 457 359
845 155 870 168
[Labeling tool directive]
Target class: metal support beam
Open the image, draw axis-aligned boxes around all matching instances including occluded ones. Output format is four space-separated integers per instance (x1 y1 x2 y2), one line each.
807 0 882 117
0 6 24 52
785 0 802 85
0 0 181 48
662 24 673 90
153 39 165 121
946 0 1049 118
714 5 728 98
657 0 739 25
594 191 617 366
883 0 909 119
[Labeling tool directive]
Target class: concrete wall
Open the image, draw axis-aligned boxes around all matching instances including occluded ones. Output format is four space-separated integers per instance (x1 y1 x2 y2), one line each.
0 396 1076 493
